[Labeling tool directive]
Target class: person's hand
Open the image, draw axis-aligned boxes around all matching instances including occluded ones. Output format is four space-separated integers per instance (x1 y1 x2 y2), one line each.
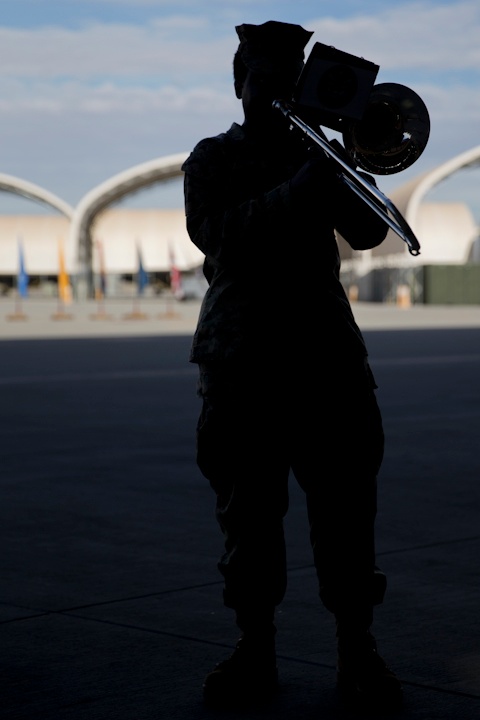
289 151 340 210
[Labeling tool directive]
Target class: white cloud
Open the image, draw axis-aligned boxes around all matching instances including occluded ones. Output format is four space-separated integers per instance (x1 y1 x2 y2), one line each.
0 0 478 219
307 2 480 72
0 3 478 82
0 20 233 81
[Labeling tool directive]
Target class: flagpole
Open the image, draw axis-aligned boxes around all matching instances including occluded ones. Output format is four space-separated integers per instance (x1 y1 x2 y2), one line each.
9 281 28 321
8 238 29 321
123 240 148 320
13 277 24 318
52 237 73 320
159 240 181 318
90 239 113 320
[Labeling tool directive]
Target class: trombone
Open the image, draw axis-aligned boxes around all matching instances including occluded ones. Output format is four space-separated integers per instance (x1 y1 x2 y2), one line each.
274 82 430 256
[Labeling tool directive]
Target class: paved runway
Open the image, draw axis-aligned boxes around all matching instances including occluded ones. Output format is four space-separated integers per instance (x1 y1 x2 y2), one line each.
2 297 480 719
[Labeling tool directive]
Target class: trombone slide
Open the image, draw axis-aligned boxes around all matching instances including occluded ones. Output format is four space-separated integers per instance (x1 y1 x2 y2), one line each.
274 100 421 256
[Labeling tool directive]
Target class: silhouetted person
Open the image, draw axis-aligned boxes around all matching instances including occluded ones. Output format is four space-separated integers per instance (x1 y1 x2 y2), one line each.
182 19 402 712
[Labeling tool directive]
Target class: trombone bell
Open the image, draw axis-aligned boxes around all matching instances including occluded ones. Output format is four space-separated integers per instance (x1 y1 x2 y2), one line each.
343 83 430 175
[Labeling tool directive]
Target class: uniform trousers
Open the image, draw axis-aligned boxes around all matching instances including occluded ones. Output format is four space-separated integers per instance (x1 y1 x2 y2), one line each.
195 354 386 627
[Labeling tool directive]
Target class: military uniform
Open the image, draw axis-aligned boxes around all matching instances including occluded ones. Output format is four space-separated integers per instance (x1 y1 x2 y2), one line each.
183 21 403 711
182 110 389 620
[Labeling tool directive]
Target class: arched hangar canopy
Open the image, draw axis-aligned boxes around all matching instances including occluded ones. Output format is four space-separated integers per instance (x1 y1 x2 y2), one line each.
70 153 189 270
374 145 480 261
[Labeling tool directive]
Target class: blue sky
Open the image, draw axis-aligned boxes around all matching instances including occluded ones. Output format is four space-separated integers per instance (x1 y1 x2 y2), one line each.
0 0 479 224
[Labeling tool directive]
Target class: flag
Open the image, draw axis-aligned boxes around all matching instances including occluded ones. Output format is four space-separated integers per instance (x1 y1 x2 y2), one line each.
58 239 72 304
136 243 148 296
17 239 29 298
169 243 184 300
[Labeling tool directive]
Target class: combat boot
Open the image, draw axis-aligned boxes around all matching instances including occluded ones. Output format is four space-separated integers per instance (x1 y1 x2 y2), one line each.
336 630 403 711
203 631 278 708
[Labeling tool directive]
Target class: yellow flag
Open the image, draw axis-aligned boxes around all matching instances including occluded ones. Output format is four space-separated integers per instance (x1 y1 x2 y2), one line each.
58 239 72 304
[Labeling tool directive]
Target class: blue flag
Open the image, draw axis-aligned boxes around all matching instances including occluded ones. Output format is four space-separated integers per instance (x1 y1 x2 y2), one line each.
137 244 148 296
17 240 29 298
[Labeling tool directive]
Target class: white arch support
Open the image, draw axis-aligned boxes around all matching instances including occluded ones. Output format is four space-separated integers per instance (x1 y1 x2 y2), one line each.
69 153 188 295
376 145 480 261
404 145 480 230
0 173 74 218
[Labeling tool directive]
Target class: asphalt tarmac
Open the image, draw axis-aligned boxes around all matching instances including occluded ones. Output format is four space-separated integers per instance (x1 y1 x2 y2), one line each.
2 297 480 719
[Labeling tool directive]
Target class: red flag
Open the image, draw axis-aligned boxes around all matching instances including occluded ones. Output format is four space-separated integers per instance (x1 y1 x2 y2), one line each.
169 244 184 300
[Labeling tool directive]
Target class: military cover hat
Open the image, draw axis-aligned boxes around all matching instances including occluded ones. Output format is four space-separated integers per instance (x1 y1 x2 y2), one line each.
235 20 313 75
